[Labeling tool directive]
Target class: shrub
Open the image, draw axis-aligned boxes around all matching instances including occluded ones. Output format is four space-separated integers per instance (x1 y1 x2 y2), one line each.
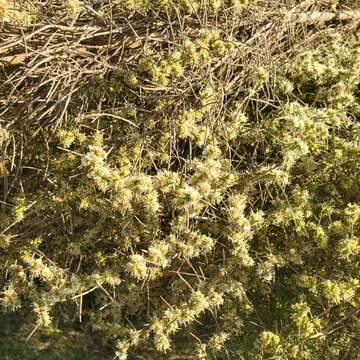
0 1 359 359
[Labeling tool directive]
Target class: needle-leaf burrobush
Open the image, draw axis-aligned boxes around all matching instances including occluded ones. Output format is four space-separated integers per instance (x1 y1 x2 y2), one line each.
0 1 359 359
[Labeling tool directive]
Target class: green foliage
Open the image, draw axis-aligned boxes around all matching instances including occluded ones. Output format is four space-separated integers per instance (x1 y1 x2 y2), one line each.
0 1 359 359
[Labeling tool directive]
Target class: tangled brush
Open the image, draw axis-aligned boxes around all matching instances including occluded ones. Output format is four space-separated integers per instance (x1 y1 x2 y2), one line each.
0 1 359 359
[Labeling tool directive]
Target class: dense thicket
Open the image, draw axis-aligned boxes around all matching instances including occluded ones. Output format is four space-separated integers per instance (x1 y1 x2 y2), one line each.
0 1 359 359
